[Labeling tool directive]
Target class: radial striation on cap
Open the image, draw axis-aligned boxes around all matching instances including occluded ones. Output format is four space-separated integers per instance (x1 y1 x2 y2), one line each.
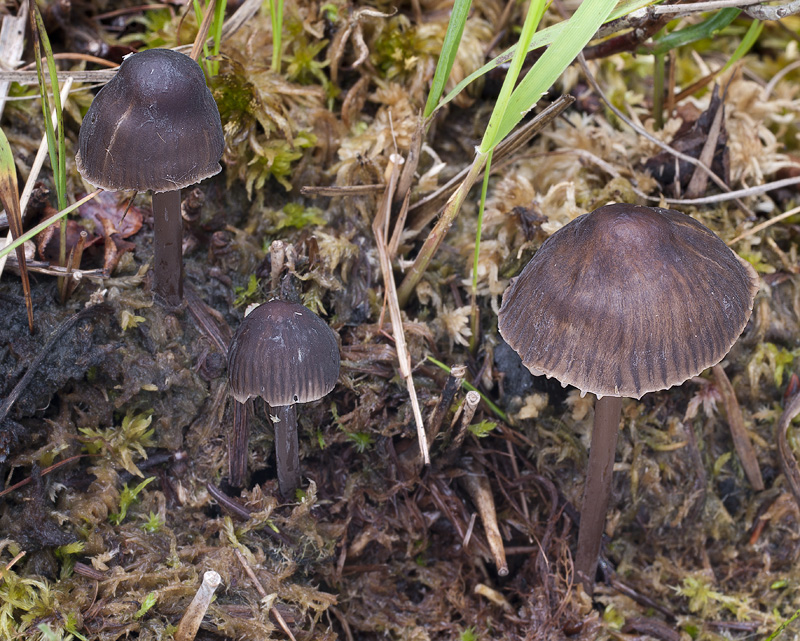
228 300 340 406
498 204 759 399
76 48 224 193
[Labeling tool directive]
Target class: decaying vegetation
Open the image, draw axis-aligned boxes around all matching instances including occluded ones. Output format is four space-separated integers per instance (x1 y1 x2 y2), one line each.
1 0 800 639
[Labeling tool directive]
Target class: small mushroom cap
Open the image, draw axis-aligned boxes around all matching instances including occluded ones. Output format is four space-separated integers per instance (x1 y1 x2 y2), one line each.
498 204 759 399
76 49 224 193
228 300 340 406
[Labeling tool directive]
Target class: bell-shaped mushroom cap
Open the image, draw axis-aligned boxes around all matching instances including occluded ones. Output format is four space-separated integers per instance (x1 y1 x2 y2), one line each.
76 49 224 193
498 204 759 400
228 300 341 406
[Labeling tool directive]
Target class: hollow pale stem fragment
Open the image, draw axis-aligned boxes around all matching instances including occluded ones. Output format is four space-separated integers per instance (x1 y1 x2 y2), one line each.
575 395 623 595
460 463 509 577
152 189 183 307
175 570 222 641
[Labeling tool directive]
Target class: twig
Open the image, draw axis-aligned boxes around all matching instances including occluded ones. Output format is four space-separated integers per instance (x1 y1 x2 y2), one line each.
0 454 89 498
190 0 218 62
0 69 116 83
744 0 800 20
729 204 800 244
233 549 297 641
300 184 385 197
652 0 761 14
0 550 25 581
762 59 800 99
661 175 800 205
18 52 119 69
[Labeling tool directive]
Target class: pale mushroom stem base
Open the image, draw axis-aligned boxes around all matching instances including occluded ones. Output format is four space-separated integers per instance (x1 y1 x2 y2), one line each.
152 189 183 307
271 404 300 498
575 395 623 595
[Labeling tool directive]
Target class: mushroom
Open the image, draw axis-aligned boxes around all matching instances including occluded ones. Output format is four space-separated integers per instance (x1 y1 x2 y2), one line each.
76 48 224 307
227 299 340 497
498 203 759 593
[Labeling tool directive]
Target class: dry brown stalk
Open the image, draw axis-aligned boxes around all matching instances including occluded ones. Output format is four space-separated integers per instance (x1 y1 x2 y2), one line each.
712 364 764 491
372 152 429 464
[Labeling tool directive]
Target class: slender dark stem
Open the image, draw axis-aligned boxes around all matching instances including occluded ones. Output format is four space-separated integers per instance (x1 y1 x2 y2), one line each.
427 364 466 444
575 394 623 595
271 404 300 498
228 399 250 487
152 189 183 307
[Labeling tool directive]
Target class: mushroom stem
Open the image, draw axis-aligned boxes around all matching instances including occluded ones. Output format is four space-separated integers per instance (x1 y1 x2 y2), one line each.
152 189 183 307
575 394 622 595
229 399 250 487
271 404 300 498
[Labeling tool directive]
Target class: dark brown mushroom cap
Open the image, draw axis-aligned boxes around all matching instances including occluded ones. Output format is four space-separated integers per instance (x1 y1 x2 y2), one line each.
498 204 759 399
75 49 224 193
228 300 340 406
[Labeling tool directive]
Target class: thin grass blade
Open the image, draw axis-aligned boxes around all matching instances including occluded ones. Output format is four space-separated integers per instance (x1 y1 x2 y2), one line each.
479 0 547 152
650 8 739 56
721 17 763 74
494 0 618 144
269 0 284 73
423 0 473 119
0 190 101 261
439 0 655 111
0 127 34 333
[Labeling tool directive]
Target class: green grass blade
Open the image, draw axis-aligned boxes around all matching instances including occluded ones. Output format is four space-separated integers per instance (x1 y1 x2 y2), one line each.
211 0 227 76
32 5 66 211
651 8 740 56
439 0 655 112
493 0 618 145
269 0 284 73
469 148 493 354
479 0 547 152
0 190 101 261
192 0 212 73
766 606 800 641
721 17 763 74
423 0 473 119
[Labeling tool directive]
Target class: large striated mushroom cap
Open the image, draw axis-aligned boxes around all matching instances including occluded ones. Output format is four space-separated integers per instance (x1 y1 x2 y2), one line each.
498 204 759 399
228 300 340 406
76 48 224 193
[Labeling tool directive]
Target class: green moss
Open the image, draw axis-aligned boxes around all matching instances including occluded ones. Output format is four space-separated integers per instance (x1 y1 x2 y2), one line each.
278 202 327 229
79 411 156 477
109 477 156 525
372 15 423 80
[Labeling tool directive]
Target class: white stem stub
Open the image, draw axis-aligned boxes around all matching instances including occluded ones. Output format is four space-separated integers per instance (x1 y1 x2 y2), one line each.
174 570 222 641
